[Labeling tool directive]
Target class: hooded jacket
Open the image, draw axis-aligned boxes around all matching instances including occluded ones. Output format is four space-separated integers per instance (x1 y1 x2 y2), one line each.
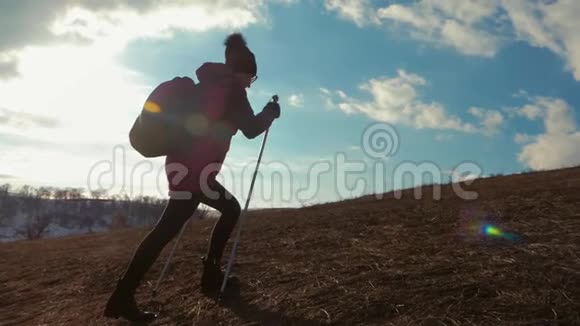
165 62 277 193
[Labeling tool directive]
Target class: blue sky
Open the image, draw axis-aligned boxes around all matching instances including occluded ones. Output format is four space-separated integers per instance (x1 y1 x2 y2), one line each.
1 0 580 207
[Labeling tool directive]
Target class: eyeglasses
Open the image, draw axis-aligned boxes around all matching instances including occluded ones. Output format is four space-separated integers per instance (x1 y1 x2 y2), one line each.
250 75 258 84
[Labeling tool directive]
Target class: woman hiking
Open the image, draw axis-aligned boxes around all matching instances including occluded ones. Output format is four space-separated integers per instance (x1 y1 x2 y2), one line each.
104 33 281 323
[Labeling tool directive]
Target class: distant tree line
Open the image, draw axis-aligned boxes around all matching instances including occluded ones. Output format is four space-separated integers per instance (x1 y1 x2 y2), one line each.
0 183 167 240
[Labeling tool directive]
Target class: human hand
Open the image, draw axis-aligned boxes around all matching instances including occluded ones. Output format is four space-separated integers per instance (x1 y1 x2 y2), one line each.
264 100 280 119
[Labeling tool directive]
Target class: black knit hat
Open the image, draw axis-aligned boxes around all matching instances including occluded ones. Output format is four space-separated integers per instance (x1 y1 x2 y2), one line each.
224 33 257 75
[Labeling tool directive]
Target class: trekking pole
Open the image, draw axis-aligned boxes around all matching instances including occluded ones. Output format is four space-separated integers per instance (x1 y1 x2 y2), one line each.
219 94 278 295
152 217 191 298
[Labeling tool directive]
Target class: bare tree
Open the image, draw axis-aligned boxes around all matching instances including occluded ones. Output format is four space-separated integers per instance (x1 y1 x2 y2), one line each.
0 184 16 225
90 188 108 200
16 213 53 240
37 187 52 199
54 189 66 200
2 183 171 237
0 183 10 194
19 185 33 197
10 186 53 240
69 188 84 199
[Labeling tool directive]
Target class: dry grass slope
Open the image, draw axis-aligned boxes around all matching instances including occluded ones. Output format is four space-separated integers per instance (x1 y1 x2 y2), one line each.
1 167 580 325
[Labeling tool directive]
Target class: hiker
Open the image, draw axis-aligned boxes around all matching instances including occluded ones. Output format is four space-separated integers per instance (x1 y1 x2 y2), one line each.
104 33 281 323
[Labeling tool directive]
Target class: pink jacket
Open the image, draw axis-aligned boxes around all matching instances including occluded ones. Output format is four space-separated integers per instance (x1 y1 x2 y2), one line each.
165 62 276 194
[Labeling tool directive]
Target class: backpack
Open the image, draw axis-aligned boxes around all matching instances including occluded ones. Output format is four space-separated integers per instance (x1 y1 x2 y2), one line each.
129 77 201 158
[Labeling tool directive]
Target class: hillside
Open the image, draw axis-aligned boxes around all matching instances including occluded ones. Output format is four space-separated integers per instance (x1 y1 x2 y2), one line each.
1 167 580 325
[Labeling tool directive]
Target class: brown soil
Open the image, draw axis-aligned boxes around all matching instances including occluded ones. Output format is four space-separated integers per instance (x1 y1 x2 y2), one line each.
1 167 580 325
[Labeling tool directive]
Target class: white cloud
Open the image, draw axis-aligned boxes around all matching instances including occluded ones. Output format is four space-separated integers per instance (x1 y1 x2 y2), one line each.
274 0 300 5
320 87 339 109
0 174 16 180
326 0 580 81
0 1 271 78
0 55 18 79
320 69 479 133
517 103 544 120
514 97 576 134
324 0 381 27
514 133 533 144
513 89 530 99
377 4 439 30
51 3 262 44
445 168 481 182
468 107 504 135
288 93 304 107
425 0 498 25
439 19 498 57
0 44 150 144
0 108 59 129
456 173 479 182
501 1 562 54
0 1 287 191
513 96 580 169
377 0 501 57
0 0 274 128
519 133 580 170
501 0 580 80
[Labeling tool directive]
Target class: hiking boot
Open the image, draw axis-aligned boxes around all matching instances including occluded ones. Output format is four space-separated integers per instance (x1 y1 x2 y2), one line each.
200 256 239 296
103 280 158 323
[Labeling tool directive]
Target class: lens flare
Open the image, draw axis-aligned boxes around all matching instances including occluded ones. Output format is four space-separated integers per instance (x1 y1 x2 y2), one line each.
483 224 502 237
472 222 523 243
459 207 526 244
144 101 162 113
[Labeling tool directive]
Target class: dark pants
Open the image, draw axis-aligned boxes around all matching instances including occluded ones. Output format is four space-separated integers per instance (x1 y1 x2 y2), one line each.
117 181 241 294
